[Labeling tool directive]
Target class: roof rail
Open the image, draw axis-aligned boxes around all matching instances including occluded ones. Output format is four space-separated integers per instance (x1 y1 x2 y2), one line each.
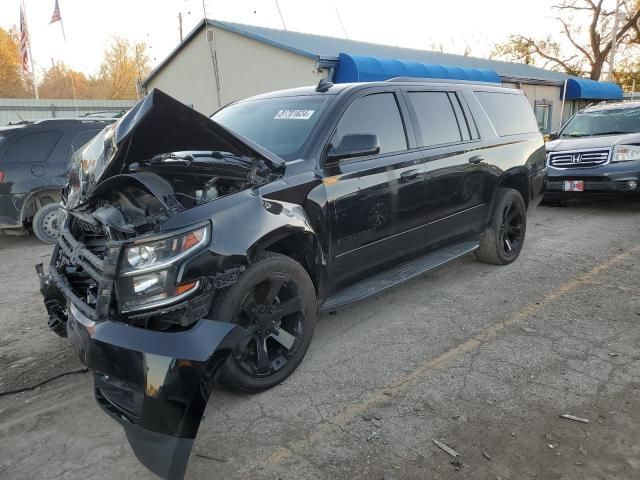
316 77 334 92
33 118 117 125
385 76 503 86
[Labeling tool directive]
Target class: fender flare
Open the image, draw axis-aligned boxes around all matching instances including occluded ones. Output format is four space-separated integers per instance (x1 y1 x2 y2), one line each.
491 167 530 211
19 186 63 224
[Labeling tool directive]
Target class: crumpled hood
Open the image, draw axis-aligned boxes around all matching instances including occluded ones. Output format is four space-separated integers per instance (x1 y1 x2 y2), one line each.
66 89 284 209
547 132 640 152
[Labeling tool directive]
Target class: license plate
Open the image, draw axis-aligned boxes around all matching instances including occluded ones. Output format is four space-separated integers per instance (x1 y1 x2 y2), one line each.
563 180 584 192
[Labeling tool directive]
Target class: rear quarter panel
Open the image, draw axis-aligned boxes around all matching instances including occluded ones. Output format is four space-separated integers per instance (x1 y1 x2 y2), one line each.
462 88 546 213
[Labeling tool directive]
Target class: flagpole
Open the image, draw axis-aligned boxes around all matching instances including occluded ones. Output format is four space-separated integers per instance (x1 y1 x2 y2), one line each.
22 1 39 99
28 41 38 99
58 17 77 115
50 0 78 115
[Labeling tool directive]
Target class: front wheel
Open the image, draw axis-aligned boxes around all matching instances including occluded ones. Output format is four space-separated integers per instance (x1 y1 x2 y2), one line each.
211 252 316 393
475 188 527 265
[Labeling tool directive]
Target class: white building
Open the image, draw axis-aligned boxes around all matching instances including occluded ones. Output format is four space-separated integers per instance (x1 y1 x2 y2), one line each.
142 19 623 133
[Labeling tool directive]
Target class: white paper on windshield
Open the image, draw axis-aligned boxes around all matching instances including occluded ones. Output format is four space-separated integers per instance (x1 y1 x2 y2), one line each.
274 109 315 120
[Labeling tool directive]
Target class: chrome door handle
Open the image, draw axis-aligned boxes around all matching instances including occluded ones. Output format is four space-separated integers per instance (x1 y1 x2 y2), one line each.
400 169 420 180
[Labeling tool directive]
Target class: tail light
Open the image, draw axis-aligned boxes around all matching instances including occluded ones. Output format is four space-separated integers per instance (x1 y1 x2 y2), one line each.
0 171 4 183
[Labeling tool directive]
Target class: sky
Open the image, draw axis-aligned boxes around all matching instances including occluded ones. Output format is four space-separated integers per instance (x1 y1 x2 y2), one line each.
0 0 565 81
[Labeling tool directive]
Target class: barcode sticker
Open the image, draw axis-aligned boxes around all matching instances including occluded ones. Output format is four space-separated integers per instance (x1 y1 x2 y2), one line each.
274 109 315 120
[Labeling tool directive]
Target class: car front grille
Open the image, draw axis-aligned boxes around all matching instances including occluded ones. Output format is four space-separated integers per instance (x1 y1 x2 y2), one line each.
54 218 121 319
548 149 611 168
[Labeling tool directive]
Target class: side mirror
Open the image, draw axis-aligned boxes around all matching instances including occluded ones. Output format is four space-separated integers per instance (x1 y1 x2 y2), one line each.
548 131 559 140
326 134 380 163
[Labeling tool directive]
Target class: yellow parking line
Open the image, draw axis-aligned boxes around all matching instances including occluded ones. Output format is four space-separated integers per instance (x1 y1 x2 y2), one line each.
265 244 640 466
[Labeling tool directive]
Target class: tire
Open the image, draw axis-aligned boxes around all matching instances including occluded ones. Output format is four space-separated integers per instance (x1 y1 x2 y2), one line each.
212 252 317 393
475 188 527 265
32 203 62 244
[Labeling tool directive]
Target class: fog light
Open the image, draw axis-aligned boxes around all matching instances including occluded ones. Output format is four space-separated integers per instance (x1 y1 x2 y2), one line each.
626 180 638 190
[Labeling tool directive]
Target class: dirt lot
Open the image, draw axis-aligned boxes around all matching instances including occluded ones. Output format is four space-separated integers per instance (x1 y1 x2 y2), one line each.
1 199 639 480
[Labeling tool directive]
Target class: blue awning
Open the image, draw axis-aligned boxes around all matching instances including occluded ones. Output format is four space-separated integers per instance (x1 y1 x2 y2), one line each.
563 78 623 100
334 53 502 84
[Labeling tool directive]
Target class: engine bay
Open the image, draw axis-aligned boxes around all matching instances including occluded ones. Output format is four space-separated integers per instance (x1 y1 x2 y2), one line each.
68 151 256 240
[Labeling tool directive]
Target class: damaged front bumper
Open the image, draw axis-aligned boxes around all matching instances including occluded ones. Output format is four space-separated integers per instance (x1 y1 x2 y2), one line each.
64 301 248 480
38 225 249 480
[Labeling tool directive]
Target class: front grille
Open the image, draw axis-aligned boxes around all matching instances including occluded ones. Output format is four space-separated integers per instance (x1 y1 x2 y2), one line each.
548 149 610 168
55 219 120 319
69 216 110 260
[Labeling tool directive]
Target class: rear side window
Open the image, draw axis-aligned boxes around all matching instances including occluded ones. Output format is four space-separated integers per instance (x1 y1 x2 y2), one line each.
408 92 462 147
332 93 407 155
3 131 62 163
475 91 539 136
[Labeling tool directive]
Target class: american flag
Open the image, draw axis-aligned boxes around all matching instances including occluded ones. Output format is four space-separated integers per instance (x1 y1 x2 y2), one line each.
50 0 62 24
19 1 30 73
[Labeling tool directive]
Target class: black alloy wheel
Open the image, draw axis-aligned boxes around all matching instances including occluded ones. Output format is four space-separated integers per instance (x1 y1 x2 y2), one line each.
212 252 316 392
232 273 304 377
499 200 525 258
476 188 527 265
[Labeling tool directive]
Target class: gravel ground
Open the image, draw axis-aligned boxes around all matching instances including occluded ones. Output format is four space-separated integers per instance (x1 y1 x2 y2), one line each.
0 199 639 480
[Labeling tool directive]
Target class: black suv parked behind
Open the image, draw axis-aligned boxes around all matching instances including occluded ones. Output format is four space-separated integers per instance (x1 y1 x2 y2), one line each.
0 118 114 243
39 81 545 479
545 101 640 199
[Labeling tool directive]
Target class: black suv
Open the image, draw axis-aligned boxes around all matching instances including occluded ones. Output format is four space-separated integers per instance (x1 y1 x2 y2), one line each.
39 83 545 479
0 118 114 243
546 101 640 199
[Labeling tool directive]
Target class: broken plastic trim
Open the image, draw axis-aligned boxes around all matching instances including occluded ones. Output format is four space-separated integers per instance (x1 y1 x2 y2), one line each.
65 302 250 480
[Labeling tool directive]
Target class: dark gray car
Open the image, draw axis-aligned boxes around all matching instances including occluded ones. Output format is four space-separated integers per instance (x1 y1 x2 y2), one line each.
545 101 640 199
0 118 114 243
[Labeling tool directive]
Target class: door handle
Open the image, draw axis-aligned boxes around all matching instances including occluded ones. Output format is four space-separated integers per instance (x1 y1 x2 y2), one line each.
400 169 421 180
468 155 485 165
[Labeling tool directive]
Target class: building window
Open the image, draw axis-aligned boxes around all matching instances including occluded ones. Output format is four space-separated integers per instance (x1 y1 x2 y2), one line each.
534 101 552 132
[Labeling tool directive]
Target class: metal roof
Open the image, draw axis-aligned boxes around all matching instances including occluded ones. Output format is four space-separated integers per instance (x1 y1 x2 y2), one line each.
142 19 612 90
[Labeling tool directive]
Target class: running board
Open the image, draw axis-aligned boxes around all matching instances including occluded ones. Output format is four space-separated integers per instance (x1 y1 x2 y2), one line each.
320 237 480 312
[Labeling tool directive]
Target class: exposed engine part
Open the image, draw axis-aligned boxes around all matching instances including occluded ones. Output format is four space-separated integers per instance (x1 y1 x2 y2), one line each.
72 164 251 240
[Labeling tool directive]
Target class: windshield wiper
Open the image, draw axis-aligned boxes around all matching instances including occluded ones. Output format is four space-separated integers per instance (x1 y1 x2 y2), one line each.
132 151 254 169
591 131 631 136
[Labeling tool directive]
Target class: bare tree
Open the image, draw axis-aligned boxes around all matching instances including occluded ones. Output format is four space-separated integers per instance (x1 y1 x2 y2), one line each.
492 0 640 80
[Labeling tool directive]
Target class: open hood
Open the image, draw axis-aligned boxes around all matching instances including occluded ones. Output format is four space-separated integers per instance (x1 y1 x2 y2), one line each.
66 89 284 209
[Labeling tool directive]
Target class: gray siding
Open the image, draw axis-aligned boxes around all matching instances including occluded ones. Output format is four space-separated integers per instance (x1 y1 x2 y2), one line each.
0 98 135 126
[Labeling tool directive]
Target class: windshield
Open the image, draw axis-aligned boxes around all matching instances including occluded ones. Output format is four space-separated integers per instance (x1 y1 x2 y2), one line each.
212 95 329 161
560 107 640 138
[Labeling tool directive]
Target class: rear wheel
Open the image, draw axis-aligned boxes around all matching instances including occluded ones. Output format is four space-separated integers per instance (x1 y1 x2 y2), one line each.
476 188 526 265
32 202 62 244
211 252 316 393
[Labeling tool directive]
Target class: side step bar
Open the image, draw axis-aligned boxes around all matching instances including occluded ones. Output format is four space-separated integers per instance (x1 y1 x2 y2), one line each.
320 237 480 312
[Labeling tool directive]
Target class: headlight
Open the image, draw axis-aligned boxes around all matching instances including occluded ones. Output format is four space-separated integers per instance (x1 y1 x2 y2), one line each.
117 224 209 313
612 145 640 162
121 225 209 276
